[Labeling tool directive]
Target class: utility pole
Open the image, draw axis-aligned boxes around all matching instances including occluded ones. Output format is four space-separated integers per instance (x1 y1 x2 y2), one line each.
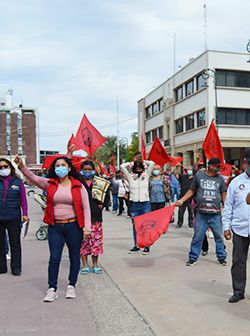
116 97 120 169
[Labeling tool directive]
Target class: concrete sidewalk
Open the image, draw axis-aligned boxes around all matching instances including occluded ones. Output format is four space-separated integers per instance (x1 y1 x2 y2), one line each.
101 208 250 336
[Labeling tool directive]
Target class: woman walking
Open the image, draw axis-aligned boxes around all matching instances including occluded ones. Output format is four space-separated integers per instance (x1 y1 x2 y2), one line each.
149 164 170 211
14 155 91 302
120 158 154 255
0 158 29 276
78 160 110 275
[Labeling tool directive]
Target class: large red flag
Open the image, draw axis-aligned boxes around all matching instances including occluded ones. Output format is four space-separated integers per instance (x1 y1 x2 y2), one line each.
134 205 176 248
67 134 80 153
42 155 86 171
141 133 147 160
170 156 183 167
202 121 224 163
148 137 172 166
74 115 106 156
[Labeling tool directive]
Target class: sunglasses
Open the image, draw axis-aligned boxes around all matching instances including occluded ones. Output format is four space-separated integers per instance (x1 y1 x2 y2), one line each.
0 165 9 170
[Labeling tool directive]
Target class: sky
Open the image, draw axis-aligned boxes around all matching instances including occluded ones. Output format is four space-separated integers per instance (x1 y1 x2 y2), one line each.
0 0 250 153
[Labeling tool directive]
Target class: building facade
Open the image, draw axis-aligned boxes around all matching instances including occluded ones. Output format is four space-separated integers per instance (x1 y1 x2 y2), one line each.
138 50 250 168
0 90 37 165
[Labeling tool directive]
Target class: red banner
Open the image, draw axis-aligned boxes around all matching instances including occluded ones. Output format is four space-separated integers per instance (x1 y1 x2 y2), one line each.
202 121 224 163
134 205 176 248
141 133 147 160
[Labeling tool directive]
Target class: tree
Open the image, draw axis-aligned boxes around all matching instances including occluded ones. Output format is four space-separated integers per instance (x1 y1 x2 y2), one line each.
128 132 139 161
94 135 127 165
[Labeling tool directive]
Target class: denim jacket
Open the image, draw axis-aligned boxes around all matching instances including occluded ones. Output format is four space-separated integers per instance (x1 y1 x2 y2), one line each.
222 172 250 237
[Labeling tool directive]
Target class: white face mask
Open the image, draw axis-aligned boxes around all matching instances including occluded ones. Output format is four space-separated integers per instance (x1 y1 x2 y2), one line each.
0 168 11 177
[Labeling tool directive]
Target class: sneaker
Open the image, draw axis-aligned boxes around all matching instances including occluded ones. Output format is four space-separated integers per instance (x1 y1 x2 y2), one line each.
65 285 76 299
128 246 140 254
43 288 58 302
142 247 150 255
186 259 196 266
202 251 208 256
175 224 182 228
6 254 11 261
218 259 227 266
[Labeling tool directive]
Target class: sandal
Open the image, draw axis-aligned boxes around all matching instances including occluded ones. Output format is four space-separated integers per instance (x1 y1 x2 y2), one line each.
92 267 102 274
80 267 90 275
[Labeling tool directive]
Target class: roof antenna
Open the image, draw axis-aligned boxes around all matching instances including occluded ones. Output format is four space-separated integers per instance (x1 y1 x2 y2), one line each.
203 2 208 51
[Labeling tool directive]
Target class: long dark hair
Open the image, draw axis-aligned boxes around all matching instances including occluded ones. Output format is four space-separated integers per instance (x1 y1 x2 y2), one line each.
47 157 80 179
132 160 145 174
0 158 19 179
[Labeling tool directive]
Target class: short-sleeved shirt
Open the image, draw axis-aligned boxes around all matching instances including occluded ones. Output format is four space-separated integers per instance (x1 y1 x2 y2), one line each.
190 171 227 214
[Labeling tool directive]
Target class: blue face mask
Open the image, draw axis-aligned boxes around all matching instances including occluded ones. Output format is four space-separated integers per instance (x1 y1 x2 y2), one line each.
153 169 160 176
80 170 95 179
55 166 69 178
187 170 193 176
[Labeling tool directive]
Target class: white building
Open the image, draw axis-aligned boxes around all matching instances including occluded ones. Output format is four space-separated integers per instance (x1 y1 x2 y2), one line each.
138 50 250 168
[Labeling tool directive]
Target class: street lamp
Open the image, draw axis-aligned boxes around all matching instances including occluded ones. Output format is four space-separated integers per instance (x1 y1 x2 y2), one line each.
246 40 250 63
120 137 129 162
202 68 218 130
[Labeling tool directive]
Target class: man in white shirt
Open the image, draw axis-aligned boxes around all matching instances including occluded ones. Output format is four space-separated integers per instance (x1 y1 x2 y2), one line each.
223 149 250 303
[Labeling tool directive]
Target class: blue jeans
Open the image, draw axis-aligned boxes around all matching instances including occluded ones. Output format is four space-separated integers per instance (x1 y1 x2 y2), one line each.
130 201 151 246
48 222 83 290
112 194 118 211
189 212 226 261
170 186 180 202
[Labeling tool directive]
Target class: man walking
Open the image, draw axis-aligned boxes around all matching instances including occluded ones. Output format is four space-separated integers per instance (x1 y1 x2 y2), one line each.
176 166 194 228
176 158 227 266
223 149 250 303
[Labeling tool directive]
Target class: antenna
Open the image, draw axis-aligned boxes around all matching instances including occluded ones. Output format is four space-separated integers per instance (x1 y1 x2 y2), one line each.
173 32 176 74
203 2 208 50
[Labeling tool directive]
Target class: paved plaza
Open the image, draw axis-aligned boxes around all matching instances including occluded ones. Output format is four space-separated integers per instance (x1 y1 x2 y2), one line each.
0 191 249 336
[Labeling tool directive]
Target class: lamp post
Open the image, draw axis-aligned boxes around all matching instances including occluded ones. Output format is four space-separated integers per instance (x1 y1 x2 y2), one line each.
120 137 129 162
202 68 218 130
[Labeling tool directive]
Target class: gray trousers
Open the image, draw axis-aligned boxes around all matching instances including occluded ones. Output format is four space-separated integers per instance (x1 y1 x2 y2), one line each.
231 231 250 295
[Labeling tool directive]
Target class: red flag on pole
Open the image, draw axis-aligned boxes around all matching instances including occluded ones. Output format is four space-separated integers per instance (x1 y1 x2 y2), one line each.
74 115 106 156
67 134 80 153
141 133 147 160
202 120 224 163
134 205 176 248
148 137 171 165
169 156 183 167
95 160 110 177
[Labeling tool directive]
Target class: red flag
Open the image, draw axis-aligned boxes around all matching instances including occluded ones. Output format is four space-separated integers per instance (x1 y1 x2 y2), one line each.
141 133 147 160
109 164 116 174
170 156 183 167
134 205 176 248
95 160 110 177
220 163 232 177
202 121 224 163
42 155 86 171
148 137 172 165
74 115 106 156
67 134 79 153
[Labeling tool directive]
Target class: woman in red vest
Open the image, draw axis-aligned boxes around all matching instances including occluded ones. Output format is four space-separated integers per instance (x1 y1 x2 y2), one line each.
14 155 91 303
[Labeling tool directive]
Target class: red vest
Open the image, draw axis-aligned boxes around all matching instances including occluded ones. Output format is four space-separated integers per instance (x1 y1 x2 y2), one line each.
43 177 85 228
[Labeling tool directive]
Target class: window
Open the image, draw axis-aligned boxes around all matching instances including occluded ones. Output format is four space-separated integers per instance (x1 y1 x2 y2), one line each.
175 86 183 102
185 80 194 96
186 114 195 131
158 126 163 139
158 98 163 111
216 70 250 88
152 102 158 115
217 108 250 125
197 110 206 127
152 129 157 141
197 74 205 91
146 131 151 144
175 118 184 134
145 106 152 119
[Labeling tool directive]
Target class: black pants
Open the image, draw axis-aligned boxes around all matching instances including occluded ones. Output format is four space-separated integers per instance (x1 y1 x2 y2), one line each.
0 218 22 274
231 231 250 296
151 202 165 211
177 201 193 227
118 197 130 216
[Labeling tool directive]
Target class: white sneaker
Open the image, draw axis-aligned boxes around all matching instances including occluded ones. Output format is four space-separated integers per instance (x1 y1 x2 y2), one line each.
6 254 11 261
43 288 58 302
65 285 76 299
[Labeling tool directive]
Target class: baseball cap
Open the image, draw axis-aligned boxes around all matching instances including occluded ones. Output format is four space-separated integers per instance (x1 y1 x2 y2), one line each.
208 157 221 165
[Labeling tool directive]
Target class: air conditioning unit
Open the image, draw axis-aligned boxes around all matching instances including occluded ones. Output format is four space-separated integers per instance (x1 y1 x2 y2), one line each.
164 139 170 147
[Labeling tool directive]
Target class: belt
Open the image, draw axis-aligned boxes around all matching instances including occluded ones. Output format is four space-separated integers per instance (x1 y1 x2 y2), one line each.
54 218 77 224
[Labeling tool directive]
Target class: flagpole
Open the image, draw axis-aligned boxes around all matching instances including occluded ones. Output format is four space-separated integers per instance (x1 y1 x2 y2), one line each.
116 96 120 169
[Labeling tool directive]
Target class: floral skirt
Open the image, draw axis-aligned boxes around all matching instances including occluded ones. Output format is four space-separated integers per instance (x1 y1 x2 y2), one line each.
80 221 103 256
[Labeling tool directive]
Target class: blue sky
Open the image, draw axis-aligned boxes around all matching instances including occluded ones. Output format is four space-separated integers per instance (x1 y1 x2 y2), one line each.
0 0 250 153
